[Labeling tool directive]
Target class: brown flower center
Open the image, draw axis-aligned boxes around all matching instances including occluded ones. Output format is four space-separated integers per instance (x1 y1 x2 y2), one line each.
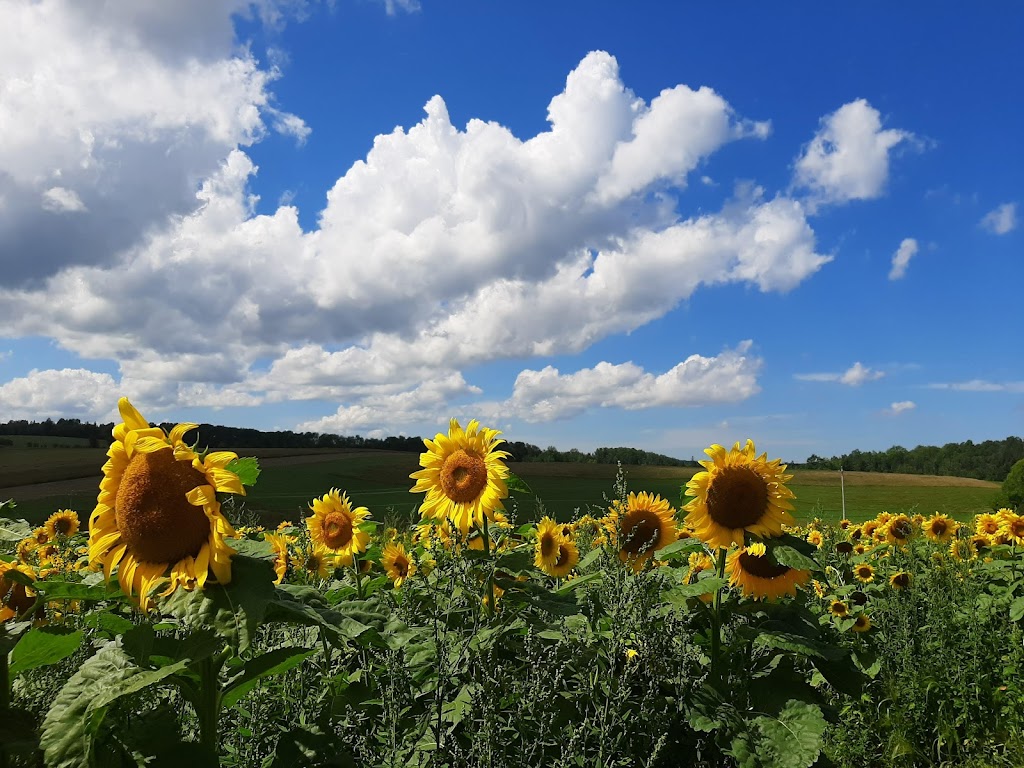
115 448 210 564
555 544 572 568
983 520 999 534
890 519 913 539
393 555 410 578
55 517 74 535
439 450 488 504
737 551 790 579
835 541 853 555
305 554 322 573
891 573 911 589
1011 520 1024 537
706 467 769 529
321 512 354 550
620 509 662 556
1 576 37 618
539 531 557 560
34 530 49 545
930 520 947 536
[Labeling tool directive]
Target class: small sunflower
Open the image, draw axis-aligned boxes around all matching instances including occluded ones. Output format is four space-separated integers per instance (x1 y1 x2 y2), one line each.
0 561 40 622
829 600 850 618
381 542 416 588
884 514 915 545
806 530 824 548
265 533 292 584
16 538 37 565
307 489 371 566
44 510 80 539
542 539 579 579
684 440 796 549
975 512 1002 540
852 613 872 633
812 579 827 599
861 521 879 539
534 517 563 570
854 563 875 583
889 571 912 590
88 398 243 610
32 528 49 546
839 518 851 530
924 514 958 543
726 544 810 601
618 491 678 570
295 544 332 581
998 510 1024 546
410 418 510 535
949 537 976 561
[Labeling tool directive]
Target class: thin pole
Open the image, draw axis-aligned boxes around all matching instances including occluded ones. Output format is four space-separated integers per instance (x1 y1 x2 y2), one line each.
840 466 846 519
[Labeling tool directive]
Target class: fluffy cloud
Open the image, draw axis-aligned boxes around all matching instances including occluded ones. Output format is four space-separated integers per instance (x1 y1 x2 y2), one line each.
980 203 1018 235
0 0 306 286
0 51 831 423
795 362 885 386
500 342 761 422
888 237 918 280
0 368 120 421
793 99 913 206
888 401 916 415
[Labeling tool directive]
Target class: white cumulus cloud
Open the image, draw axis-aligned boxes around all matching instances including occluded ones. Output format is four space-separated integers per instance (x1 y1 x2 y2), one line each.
794 361 885 386
888 237 918 280
928 379 1024 393
887 401 916 415
794 99 913 207
0 368 120 421
980 203 1017 235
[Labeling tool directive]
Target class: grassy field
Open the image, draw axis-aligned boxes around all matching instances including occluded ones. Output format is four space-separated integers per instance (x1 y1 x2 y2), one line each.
1 446 1000 528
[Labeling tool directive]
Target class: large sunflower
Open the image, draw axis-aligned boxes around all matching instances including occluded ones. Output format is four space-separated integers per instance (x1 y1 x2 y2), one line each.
618 492 678 570
884 514 915 546
684 440 796 549
88 398 242 610
410 418 510 534
307 489 371 566
726 543 810 601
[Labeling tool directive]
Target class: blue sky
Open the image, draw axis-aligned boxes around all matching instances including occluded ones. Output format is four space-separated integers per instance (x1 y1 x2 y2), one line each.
0 1 1021 462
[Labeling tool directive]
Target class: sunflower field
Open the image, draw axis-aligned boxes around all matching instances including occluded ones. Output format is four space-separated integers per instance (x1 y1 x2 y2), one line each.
0 398 1022 767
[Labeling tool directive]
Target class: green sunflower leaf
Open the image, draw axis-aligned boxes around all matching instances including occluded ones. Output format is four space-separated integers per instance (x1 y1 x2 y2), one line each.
225 456 261 487
753 700 826 768
222 647 316 709
771 545 819 572
9 626 84 676
506 473 532 494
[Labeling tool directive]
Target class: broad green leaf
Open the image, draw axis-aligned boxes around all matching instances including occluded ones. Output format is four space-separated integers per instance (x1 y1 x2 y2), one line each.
811 653 864 697
663 577 728 605
654 538 704 560
9 627 83 676
222 647 315 709
754 631 842 661
754 700 826 768
266 585 385 648
771 545 819 572
82 610 135 637
506 472 532 494
225 456 261 487
494 549 533 574
159 555 276 653
34 579 126 602
554 570 603 592
40 642 190 768
0 518 31 542
1010 595 1024 622
577 547 603 571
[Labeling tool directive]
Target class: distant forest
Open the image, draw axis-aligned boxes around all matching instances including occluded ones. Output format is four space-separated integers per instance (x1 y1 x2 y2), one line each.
1 418 1021 481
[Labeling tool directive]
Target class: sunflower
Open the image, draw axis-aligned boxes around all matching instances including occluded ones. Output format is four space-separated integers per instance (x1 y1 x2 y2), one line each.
88 398 242 610
998 510 1024 546
924 514 958 543
726 544 810 601
975 512 1002 540
542 539 579 579
307 489 371 566
839 518 852 530
684 440 796 549
852 614 872 633
265 533 292 584
381 542 416 588
295 543 332 580
688 551 714 580
618 492 678 570
949 537 977 561
850 590 868 607
44 510 80 540
806 529 824 548
854 543 867 555
884 514 915 545
829 600 850 618
835 541 853 556
812 579 827 599
410 418 510 535
534 517 563 570
889 571 912 590
0 561 41 622
16 538 37 565
861 521 879 539
854 563 875 583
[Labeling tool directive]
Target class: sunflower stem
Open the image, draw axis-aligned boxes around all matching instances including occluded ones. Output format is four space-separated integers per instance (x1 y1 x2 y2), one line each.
198 654 222 763
352 553 364 599
482 515 496 617
710 547 727 688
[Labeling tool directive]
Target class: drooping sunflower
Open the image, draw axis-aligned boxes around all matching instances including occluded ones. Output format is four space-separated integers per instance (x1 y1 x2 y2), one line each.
543 539 579 579
265 533 292 584
88 398 243 610
307 489 371 566
889 571 912 590
726 543 810 601
618 492 678 570
853 563 875 583
884 514 915 545
381 542 416 588
923 513 958 543
534 516 563 571
852 613 872 633
998 509 1024 546
410 418 510 535
44 510 80 539
684 440 796 550
829 600 850 618
0 561 40 622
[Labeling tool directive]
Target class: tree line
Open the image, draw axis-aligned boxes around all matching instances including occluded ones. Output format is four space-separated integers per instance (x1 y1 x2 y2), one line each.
799 436 1024 482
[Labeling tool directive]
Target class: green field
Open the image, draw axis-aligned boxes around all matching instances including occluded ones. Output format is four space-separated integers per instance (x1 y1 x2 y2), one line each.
1 447 1000 528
